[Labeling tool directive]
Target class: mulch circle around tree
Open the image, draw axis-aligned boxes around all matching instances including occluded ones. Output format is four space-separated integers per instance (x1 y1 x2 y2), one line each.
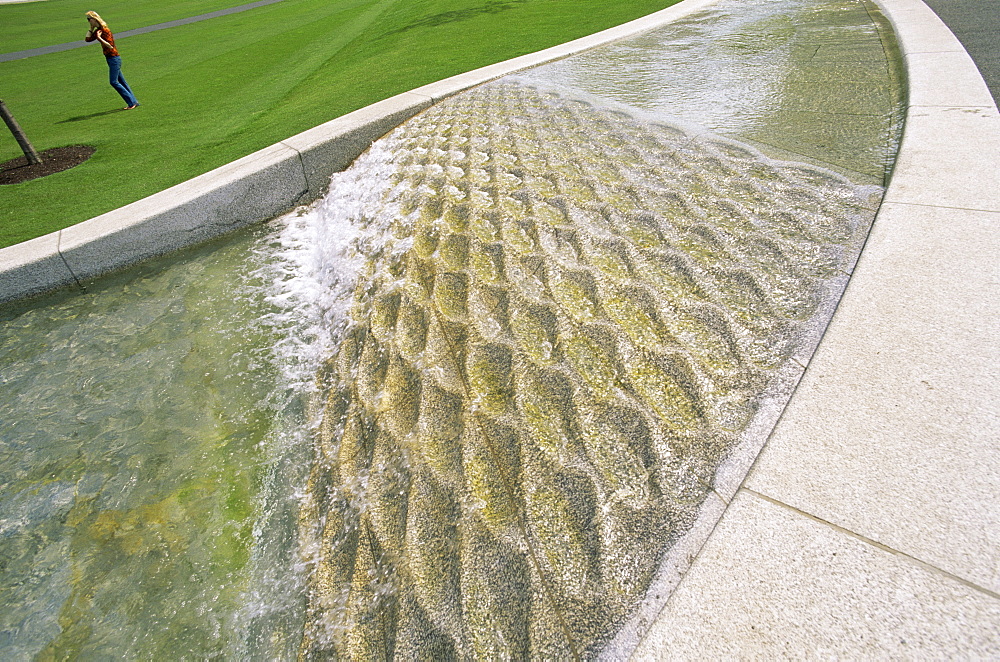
0 145 96 185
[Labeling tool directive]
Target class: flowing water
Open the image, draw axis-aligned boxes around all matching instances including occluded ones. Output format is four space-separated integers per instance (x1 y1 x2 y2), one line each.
0 234 313 658
0 0 902 657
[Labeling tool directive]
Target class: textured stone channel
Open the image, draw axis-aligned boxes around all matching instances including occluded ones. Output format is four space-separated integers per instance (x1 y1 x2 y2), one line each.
296 79 885 658
295 0 906 653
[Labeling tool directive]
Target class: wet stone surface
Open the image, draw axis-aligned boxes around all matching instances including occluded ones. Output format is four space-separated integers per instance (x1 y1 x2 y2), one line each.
297 65 893 656
517 0 904 183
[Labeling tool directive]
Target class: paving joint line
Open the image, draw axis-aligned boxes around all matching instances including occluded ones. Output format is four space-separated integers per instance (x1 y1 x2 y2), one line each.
904 49 967 55
54 231 85 293
908 103 997 108
743 488 1000 601
884 199 1000 214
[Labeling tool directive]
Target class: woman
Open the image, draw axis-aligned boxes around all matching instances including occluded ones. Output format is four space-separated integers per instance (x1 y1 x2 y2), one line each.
85 11 139 110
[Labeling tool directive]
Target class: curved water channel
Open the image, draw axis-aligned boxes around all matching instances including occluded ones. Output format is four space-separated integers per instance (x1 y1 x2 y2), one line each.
0 0 902 657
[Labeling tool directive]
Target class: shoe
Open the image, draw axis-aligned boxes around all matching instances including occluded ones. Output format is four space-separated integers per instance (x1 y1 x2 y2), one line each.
124 104 140 110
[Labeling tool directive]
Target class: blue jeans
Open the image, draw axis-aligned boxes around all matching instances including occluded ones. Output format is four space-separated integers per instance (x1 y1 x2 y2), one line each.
106 56 138 107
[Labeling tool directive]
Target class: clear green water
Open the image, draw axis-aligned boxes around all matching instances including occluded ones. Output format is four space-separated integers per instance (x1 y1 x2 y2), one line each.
0 231 311 658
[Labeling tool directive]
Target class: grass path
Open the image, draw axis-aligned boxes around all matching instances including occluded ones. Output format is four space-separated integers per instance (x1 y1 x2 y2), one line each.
0 0 677 248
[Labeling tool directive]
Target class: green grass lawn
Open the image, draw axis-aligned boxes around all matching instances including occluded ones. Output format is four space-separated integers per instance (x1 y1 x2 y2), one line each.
0 0 678 248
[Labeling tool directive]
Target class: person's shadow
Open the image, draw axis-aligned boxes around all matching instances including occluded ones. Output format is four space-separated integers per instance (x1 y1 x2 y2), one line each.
58 109 122 123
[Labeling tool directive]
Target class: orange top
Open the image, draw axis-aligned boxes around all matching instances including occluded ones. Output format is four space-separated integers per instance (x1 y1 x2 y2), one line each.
85 28 119 58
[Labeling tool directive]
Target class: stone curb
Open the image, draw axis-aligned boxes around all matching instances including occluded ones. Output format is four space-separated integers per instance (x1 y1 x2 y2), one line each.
628 0 1000 656
880 0 1000 211
0 0 719 305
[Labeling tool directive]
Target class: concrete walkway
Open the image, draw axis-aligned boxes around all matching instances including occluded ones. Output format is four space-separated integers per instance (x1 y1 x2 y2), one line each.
633 0 1000 657
0 0 285 63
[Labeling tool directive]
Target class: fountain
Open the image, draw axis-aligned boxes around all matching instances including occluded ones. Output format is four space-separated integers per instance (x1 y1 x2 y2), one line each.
0 0 902 657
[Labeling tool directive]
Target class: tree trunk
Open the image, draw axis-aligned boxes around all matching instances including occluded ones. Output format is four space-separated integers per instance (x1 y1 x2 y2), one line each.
0 99 42 166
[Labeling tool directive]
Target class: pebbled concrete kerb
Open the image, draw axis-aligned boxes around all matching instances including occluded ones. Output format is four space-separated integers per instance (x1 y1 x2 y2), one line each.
59 142 308 285
632 0 1000 656
0 232 75 301
0 0 719 306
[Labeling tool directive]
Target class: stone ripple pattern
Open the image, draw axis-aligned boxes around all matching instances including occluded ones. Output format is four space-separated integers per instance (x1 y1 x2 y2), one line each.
297 80 880 658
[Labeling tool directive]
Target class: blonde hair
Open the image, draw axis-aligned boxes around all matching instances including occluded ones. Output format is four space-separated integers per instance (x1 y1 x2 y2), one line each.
85 11 109 31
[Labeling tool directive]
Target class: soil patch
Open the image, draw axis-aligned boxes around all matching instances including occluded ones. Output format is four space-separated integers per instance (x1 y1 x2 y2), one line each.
0 145 95 185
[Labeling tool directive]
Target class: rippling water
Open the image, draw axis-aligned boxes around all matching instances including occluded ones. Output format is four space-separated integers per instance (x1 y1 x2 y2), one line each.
0 233 310 657
0 0 902 657
518 0 903 182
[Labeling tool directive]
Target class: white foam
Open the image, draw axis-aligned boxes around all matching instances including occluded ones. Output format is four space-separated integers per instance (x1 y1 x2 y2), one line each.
251 140 406 396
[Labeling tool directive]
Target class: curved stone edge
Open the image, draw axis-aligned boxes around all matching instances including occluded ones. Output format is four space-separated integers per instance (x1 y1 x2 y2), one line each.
0 0 720 306
706 0 1000 533
879 0 1000 210
626 0 1000 658
710 0 1000 587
